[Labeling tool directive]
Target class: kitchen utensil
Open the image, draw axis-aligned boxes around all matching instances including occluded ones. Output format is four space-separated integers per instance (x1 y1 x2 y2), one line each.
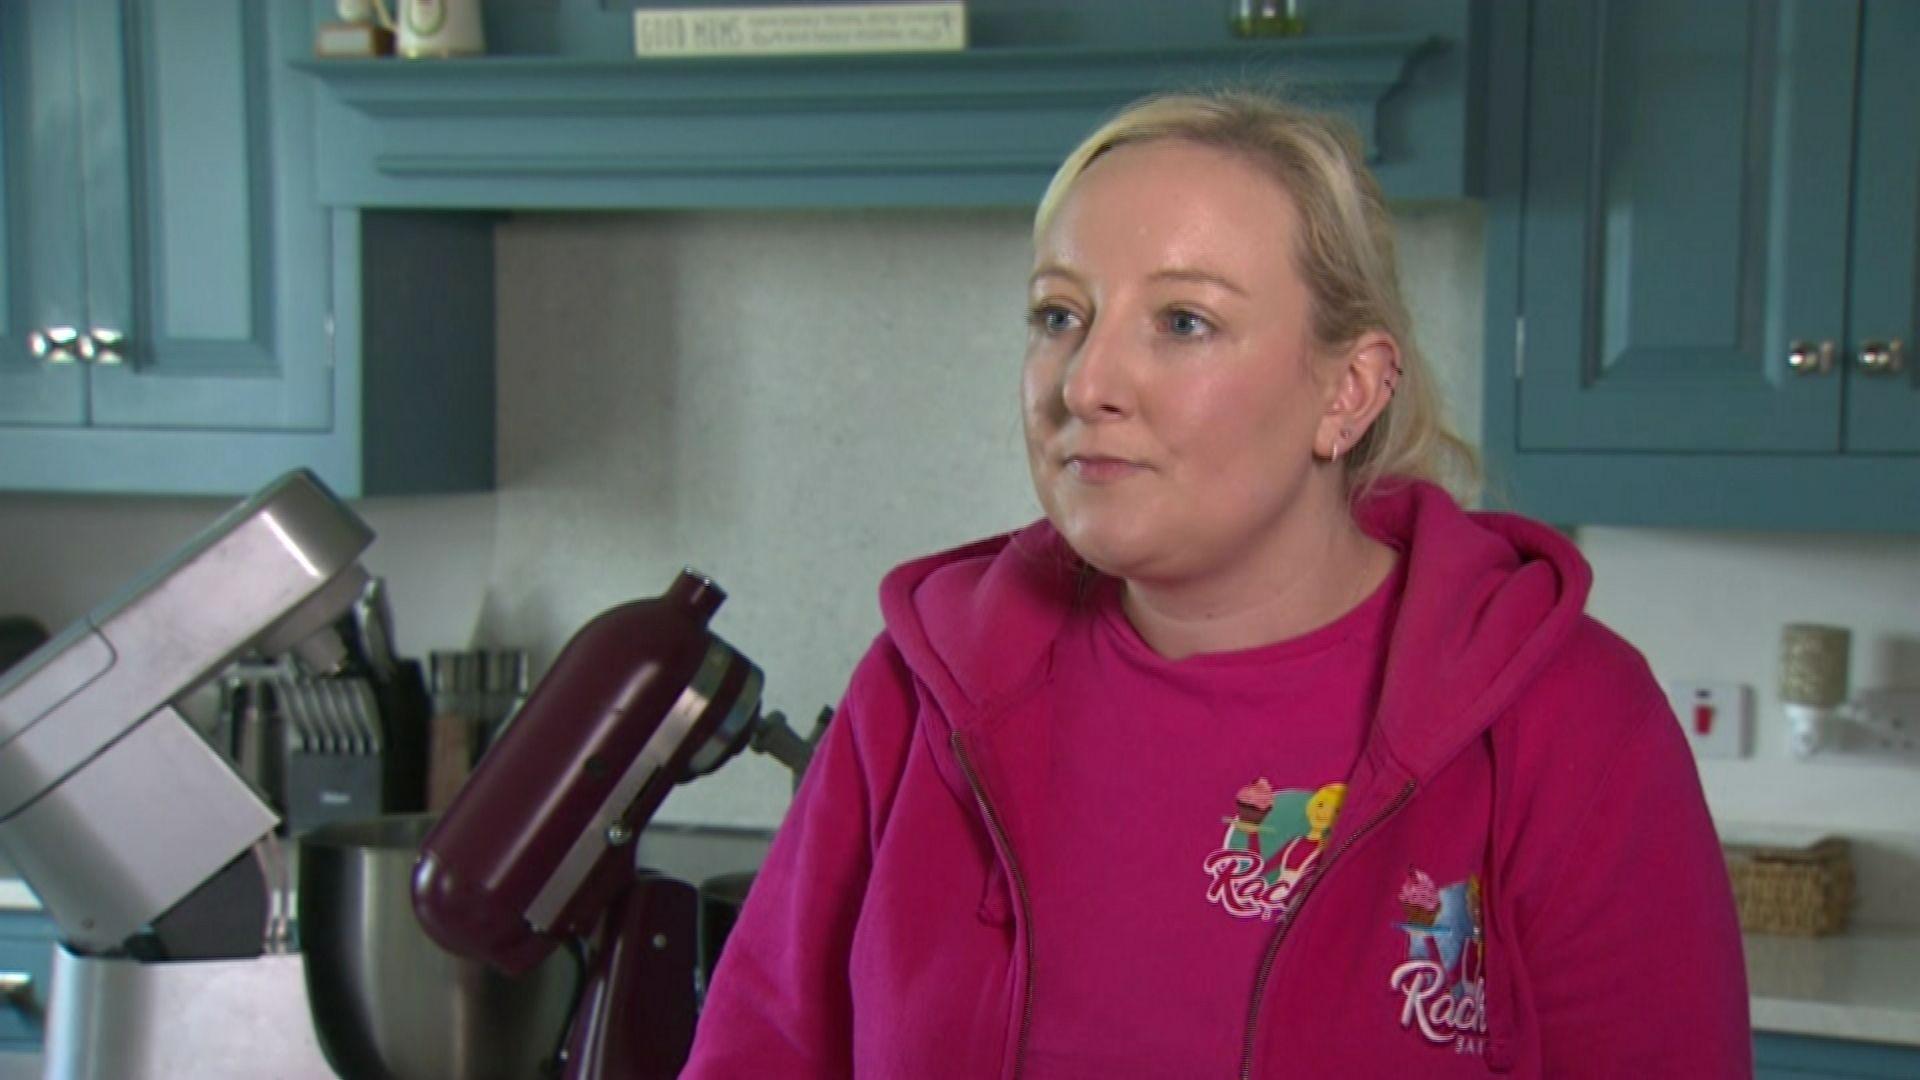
421 647 533 809
222 666 389 833
347 588 433 815
300 815 578 1080
281 675 387 831
477 648 530 748
425 710 475 812
425 650 478 811
353 578 402 683
217 592 432 831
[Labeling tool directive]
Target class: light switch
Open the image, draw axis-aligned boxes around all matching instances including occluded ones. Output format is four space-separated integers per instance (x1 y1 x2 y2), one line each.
1666 682 1751 759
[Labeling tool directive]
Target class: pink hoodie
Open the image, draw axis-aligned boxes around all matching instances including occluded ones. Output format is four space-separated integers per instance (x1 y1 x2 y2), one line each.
687 481 1751 1078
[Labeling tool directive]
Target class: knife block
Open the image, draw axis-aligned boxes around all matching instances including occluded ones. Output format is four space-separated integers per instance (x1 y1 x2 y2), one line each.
216 658 430 833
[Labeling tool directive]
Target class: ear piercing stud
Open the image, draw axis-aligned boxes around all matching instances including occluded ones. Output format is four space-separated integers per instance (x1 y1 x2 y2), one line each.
1330 426 1354 463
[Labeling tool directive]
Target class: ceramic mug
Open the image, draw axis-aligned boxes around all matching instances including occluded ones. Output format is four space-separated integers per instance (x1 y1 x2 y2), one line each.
365 0 485 58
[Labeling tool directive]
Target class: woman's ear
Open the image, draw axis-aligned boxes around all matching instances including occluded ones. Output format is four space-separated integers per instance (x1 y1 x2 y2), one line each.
1315 332 1400 461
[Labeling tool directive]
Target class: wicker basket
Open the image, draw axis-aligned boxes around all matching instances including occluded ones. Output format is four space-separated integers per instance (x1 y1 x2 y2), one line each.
1723 837 1853 936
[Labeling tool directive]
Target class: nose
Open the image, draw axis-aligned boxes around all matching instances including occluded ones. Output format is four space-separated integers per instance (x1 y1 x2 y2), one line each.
1060 319 1134 422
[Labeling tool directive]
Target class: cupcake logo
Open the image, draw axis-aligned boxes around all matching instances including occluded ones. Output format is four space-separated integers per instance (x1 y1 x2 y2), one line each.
1199 778 1346 920
1387 867 1487 1056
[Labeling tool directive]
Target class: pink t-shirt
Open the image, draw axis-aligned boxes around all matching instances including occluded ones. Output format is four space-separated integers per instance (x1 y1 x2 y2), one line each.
1022 564 1402 1077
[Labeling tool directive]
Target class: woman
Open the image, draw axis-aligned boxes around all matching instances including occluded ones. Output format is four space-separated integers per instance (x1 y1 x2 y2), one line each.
687 90 1749 1077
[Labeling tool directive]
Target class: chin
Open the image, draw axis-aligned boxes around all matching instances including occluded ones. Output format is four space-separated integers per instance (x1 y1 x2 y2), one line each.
1036 475 1175 578
1048 509 1163 581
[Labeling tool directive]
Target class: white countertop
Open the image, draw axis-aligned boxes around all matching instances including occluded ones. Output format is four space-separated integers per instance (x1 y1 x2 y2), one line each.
1747 930 1920 1047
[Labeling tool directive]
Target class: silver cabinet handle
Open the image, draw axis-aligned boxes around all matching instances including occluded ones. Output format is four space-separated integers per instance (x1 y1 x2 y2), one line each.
1856 339 1906 376
1786 340 1838 375
0 969 39 1025
78 327 126 366
27 326 80 365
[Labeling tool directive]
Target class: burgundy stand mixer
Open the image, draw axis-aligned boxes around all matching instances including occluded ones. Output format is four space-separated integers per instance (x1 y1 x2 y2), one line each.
413 569 793 1079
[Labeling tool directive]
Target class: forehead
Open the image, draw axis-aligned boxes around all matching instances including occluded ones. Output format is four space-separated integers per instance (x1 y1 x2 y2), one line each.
1036 138 1301 269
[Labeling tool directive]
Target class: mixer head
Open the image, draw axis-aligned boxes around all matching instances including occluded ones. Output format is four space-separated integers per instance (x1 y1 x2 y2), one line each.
411 570 764 972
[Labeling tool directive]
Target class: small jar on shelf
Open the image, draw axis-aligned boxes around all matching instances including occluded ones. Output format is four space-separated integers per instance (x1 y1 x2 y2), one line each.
1230 0 1306 38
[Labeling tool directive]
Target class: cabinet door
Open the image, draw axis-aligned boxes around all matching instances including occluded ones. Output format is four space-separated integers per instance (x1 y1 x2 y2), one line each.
0 0 87 426
1842 0 1919 453
1754 1031 1920 1078
1519 0 1857 453
82 0 333 431
0 913 53 1053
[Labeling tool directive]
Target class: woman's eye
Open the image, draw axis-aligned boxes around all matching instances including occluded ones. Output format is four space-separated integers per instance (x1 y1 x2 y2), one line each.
1028 305 1082 334
1165 309 1214 338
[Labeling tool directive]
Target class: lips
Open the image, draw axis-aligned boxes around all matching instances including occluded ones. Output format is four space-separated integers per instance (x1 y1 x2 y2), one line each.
1064 454 1146 484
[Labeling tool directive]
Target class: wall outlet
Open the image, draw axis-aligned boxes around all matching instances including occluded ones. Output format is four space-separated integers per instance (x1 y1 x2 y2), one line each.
1666 682 1751 759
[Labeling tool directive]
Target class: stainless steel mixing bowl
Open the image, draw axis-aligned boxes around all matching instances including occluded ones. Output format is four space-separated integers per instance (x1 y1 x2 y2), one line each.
298 814 579 1080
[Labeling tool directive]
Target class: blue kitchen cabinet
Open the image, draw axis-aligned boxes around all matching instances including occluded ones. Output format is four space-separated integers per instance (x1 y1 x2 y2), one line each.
1518 0 1853 455
0 0 88 428
0 911 52 1055
1840 7 1920 454
0 1 329 432
1482 0 1920 530
0 0 493 496
1755 1032 1920 1079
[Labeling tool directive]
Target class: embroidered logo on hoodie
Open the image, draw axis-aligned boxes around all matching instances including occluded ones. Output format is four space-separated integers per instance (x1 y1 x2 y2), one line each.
1200 778 1346 920
1389 868 1488 1055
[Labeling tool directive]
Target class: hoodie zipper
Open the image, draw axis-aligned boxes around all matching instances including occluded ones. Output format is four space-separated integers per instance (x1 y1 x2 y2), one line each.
952 731 1035 1080
1238 780 1415 1080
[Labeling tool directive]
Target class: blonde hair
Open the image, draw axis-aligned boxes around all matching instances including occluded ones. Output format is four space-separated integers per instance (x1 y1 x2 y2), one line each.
1034 89 1479 502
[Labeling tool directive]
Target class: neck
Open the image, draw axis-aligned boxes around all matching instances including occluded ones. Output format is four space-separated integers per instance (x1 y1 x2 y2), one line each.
1121 498 1394 661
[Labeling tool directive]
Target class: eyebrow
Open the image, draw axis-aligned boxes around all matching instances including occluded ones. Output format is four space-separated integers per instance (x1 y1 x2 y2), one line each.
1027 264 1249 298
1028 263 1081 290
1150 267 1249 297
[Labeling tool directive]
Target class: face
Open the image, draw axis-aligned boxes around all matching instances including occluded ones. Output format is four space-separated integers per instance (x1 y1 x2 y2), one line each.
1306 783 1346 831
1023 138 1339 587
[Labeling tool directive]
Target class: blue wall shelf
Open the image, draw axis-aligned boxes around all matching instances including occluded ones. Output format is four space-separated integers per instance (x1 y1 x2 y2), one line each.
297 36 1454 211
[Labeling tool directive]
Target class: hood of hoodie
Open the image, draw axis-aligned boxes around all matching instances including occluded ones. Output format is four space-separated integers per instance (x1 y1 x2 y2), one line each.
878 480 1592 787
